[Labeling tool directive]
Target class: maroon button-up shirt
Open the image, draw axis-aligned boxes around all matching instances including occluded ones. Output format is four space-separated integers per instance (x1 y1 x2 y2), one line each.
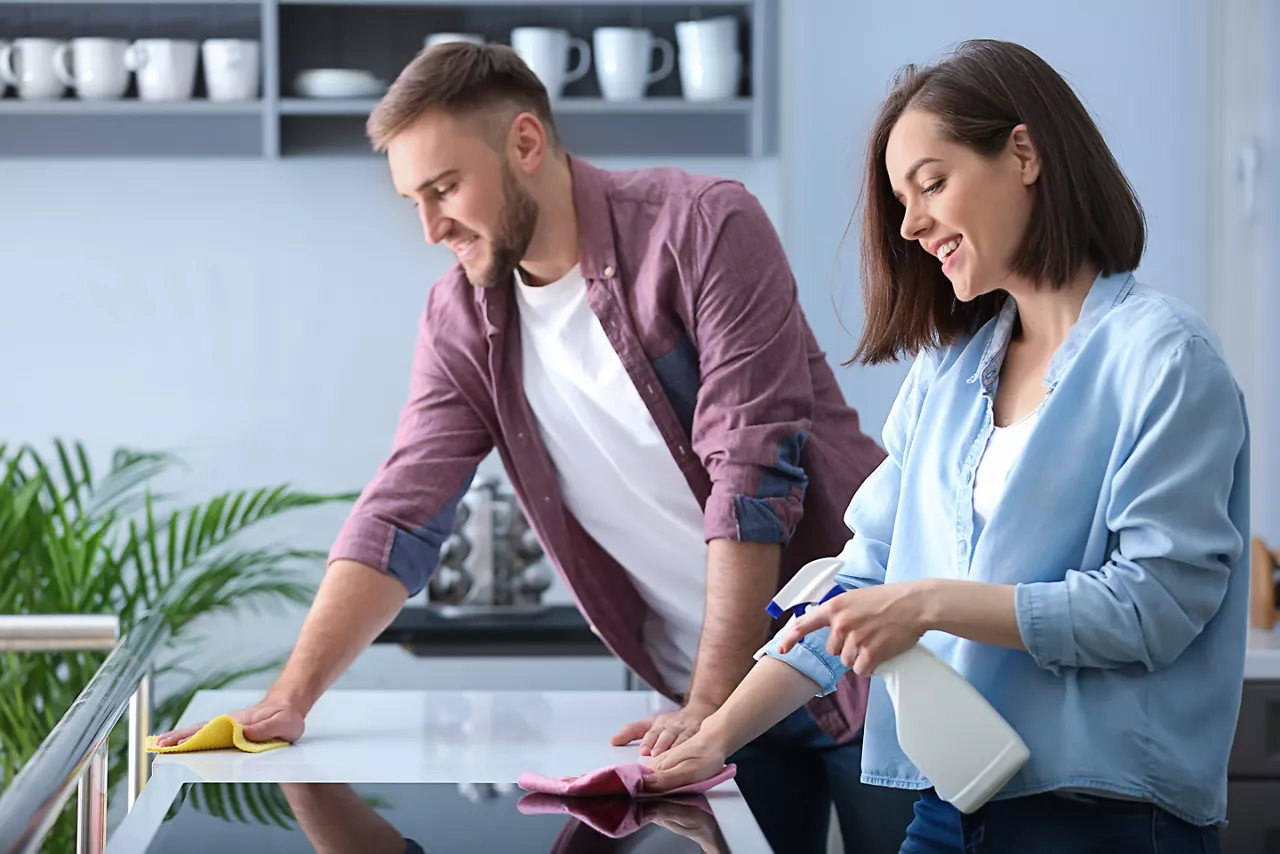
330 156 885 743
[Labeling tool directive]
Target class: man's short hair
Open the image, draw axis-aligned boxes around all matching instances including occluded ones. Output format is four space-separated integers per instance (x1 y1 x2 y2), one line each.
366 42 561 152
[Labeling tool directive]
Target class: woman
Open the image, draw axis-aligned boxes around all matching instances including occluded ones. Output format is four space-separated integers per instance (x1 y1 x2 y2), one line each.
642 39 1249 854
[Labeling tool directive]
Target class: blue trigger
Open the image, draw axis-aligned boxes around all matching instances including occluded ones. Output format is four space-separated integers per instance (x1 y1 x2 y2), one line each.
766 585 845 621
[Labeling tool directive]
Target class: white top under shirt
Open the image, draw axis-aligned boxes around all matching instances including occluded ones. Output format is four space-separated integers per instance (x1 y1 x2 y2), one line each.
514 265 707 695
972 407 1041 531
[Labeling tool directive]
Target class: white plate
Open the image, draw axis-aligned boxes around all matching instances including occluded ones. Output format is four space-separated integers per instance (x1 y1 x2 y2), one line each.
294 68 386 99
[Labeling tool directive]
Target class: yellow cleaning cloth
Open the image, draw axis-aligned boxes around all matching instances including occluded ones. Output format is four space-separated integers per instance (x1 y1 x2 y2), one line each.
145 714 290 754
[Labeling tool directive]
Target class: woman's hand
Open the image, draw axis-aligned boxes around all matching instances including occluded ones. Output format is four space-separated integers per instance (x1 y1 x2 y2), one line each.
640 729 729 794
642 800 727 853
777 580 932 675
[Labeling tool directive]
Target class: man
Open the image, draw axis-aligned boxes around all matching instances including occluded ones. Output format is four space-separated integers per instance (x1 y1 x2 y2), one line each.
154 43 915 852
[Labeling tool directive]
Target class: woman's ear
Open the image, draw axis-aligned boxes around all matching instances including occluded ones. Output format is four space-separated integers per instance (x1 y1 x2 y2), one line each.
1008 123 1041 186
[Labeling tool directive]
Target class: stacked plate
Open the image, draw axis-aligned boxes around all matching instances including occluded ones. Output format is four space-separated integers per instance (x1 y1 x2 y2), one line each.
294 68 385 99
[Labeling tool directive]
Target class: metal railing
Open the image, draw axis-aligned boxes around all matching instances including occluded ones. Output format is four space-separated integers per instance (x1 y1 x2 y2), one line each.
0 612 169 854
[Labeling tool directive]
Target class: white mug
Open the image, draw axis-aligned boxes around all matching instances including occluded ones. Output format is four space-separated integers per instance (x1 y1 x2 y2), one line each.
425 32 485 49
0 38 68 100
674 16 739 58
0 40 9 96
511 27 589 99
53 38 130 100
202 38 259 101
592 27 673 101
679 50 740 101
675 17 740 101
124 39 198 101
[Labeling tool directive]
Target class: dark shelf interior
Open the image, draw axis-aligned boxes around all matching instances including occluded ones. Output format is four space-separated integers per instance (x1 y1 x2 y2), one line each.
278 3 752 102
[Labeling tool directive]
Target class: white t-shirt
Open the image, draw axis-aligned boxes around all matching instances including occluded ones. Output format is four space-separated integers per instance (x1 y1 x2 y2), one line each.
972 408 1041 531
514 265 707 694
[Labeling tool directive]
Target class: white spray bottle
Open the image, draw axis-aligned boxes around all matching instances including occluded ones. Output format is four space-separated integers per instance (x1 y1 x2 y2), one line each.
769 558 1030 813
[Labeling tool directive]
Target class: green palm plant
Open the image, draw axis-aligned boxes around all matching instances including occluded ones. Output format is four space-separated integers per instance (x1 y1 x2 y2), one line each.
0 439 358 851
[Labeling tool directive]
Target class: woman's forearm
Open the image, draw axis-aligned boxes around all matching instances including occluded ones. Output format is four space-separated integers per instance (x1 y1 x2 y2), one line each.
698 656 823 757
919 579 1025 650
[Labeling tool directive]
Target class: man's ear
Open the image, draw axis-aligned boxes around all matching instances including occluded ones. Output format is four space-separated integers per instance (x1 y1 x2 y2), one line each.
509 111 548 175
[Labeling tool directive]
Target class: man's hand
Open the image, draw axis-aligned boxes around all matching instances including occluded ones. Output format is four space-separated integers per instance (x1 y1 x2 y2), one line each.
151 560 409 750
151 697 306 748
610 699 718 757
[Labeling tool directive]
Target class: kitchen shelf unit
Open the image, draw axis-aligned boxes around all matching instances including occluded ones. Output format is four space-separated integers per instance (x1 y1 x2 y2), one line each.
0 0 778 158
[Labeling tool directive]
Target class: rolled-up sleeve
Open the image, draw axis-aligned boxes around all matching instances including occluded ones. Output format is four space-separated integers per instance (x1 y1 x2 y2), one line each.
328 298 494 596
688 182 815 545
756 624 845 696
1015 337 1248 673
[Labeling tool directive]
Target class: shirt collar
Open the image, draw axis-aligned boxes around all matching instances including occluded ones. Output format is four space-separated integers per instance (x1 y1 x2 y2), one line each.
566 154 618 282
1044 270 1134 385
479 155 616 333
967 270 1135 393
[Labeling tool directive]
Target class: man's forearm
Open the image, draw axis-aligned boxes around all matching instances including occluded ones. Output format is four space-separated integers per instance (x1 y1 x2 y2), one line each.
684 539 780 710
266 559 410 715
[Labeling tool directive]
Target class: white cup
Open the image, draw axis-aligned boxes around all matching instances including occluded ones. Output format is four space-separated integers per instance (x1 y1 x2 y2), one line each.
0 38 68 100
592 27 673 101
52 38 130 100
511 27 589 99
202 38 259 101
678 49 740 101
674 16 739 59
0 40 9 96
675 17 740 101
124 39 198 101
425 33 485 49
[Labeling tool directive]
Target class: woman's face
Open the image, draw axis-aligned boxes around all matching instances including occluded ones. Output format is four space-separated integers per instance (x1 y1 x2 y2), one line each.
884 107 1040 302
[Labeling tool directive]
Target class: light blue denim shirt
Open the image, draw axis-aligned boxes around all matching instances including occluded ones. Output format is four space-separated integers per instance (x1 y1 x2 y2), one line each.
760 271 1250 826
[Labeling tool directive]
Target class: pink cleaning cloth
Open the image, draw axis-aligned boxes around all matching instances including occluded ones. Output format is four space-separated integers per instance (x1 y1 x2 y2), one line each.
517 761 736 799
519 792 714 840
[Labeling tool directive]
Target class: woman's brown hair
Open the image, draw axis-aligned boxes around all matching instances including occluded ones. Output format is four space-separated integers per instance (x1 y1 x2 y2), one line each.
851 39 1146 365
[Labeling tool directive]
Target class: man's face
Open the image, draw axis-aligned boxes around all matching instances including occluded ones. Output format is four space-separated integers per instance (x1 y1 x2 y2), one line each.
387 108 539 289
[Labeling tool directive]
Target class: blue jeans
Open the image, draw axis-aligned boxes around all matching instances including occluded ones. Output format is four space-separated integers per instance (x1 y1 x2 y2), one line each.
727 708 918 854
901 788 1222 854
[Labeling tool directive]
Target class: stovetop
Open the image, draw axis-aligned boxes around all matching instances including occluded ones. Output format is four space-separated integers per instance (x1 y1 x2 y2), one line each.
138 781 730 853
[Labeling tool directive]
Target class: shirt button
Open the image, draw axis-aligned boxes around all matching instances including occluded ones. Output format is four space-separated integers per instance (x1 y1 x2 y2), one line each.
959 542 968 555
963 471 973 485
603 265 615 277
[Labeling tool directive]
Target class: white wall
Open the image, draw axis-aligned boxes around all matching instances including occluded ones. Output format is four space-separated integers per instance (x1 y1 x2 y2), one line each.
1206 0 1279 543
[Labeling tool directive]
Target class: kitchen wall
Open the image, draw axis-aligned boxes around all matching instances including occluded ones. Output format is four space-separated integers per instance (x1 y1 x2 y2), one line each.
2 0 1239 696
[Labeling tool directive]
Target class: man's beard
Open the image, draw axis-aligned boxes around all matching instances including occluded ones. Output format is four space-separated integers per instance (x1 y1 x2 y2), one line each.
465 165 539 290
